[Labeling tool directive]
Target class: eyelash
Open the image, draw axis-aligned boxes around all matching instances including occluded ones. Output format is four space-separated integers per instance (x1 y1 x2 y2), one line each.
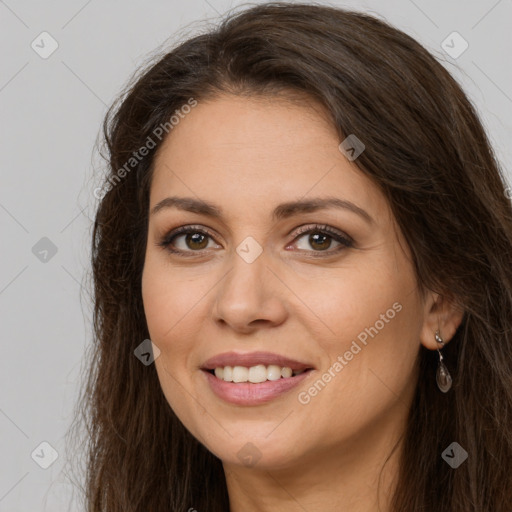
157 223 354 258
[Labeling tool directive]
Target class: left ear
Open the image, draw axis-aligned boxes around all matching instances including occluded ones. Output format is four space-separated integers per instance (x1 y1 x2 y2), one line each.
419 290 465 350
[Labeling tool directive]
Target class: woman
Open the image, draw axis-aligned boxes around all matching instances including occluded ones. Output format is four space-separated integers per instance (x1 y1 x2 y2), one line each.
75 2 512 510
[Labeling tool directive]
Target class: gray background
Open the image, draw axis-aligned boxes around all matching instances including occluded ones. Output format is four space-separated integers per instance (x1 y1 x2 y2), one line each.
0 0 510 510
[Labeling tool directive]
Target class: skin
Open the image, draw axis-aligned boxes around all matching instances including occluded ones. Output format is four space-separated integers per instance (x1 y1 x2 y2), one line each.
141 93 463 511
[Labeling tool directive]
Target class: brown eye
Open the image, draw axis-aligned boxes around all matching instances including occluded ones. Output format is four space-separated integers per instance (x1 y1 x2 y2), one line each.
292 224 354 255
158 226 220 255
307 233 332 251
182 232 209 250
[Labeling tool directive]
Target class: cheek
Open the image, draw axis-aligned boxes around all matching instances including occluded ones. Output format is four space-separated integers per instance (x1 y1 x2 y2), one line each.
141 257 196 403
292 282 421 449
299 253 422 397
141 253 215 394
141 252 205 343
141 257 209 435
291 255 416 347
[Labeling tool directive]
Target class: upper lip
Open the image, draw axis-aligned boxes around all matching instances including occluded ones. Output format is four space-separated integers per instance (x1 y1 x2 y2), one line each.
201 351 314 371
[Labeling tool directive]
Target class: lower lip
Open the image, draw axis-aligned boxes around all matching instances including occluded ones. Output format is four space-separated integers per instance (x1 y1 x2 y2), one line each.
201 369 313 406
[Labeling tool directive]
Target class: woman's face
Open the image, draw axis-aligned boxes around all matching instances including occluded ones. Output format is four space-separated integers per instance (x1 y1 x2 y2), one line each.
142 93 433 470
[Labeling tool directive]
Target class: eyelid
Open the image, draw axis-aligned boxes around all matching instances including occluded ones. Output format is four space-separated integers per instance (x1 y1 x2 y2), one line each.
157 224 220 251
291 223 353 244
157 223 354 255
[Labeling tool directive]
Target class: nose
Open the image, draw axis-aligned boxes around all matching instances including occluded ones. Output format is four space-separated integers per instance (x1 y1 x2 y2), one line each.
212 250 288 334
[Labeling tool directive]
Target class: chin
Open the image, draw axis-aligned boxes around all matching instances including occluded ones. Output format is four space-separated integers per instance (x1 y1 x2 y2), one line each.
200 431 305 471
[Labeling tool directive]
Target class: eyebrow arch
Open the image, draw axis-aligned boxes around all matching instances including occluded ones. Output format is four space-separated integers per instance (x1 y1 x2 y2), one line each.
150 196 374 225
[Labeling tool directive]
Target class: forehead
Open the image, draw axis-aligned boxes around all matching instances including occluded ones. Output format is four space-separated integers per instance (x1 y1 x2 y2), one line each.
150 94 385 220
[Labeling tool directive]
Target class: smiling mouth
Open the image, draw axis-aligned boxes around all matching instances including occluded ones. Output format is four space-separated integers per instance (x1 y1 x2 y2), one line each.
204 365 314 384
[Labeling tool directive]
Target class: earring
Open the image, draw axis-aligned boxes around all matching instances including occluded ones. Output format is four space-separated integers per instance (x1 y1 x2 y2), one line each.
435 330 452 393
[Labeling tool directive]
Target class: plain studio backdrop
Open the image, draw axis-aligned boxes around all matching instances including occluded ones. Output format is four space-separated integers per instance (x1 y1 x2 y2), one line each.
0 0 511 510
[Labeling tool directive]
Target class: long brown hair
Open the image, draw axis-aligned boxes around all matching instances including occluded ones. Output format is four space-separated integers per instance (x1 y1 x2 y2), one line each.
68 2 512 510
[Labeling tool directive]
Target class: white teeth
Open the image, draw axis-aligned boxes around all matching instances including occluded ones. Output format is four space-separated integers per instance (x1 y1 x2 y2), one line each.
212 364 308 383
281 367 292 378
223 366 233 382
249 365 267 383
267 365 282 381
232 366 249 382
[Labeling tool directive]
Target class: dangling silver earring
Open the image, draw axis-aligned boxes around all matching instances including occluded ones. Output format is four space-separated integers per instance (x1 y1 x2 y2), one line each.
435 330 452 393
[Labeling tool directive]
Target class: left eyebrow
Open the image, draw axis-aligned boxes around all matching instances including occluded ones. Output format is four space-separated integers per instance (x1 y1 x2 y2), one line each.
272 197 374 225
150 195 374 225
